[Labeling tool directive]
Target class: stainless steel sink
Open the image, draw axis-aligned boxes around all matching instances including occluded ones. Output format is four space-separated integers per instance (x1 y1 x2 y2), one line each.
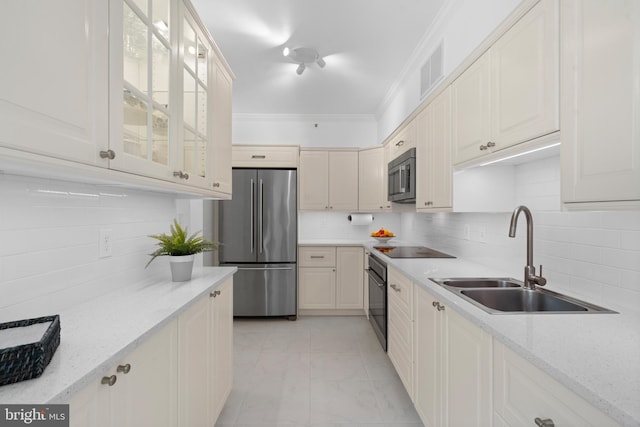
436 278 521 288
429 278 616 314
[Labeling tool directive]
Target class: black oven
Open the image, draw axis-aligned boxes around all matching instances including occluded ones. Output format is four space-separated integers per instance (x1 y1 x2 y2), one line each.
367 253 387 351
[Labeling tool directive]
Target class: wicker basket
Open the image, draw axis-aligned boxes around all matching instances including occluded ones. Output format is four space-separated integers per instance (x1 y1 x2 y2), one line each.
0 315 61 386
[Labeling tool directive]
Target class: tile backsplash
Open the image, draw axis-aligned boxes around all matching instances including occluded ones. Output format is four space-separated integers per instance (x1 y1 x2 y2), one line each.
0 174 181 322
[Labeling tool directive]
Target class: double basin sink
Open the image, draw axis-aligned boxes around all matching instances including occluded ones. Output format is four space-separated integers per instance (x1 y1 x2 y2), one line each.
429 278 616 314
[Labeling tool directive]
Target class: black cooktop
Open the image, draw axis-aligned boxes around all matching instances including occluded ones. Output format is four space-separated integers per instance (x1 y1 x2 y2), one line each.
373 246 455 259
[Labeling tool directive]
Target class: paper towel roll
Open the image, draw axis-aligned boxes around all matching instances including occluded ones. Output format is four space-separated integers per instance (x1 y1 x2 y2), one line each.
348 213 374 226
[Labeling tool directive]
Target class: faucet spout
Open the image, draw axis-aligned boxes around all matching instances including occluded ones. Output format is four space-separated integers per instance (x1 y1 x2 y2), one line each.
509 205 546 290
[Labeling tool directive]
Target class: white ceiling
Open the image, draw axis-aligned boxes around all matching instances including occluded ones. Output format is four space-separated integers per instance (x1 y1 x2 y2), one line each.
191 0 447 116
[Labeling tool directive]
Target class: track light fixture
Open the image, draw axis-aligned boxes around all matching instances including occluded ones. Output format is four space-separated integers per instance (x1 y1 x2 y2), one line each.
283 47 325 75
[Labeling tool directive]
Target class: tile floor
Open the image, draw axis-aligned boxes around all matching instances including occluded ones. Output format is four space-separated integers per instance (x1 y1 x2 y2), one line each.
215 316 424 427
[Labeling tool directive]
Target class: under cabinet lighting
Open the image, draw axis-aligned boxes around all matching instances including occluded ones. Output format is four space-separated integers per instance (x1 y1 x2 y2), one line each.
479 142 560 167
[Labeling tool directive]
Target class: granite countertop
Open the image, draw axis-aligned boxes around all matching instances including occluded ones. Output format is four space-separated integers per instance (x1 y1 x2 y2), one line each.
0 266 236 404
363 242 640 427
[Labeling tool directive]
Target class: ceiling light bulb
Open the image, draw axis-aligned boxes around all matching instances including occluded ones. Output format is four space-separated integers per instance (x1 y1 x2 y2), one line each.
296 63 305 75
283 47 290 57
316 57 326 68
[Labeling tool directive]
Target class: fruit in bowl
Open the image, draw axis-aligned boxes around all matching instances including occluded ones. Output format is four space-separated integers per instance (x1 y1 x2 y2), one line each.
371 228 395 244
371 228 394 238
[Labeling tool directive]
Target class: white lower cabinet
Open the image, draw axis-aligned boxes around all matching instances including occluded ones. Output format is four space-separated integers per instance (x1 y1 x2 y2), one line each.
298 246 364 312
70 320 178 427
493 340 621 427
69 278 233 427
387 266 414 398
413 284 492 427
178 277 233 426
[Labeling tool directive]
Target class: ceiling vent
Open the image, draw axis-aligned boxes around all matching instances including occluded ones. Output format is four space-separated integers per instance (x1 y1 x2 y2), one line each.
420 42 444 99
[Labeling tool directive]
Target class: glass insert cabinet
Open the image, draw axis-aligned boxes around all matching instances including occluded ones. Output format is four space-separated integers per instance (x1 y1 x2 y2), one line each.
110 0 231 192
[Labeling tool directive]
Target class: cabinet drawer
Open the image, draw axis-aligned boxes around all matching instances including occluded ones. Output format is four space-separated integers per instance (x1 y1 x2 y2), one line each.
387 120 417 160
388 297 413 352
232 145 299 168
494 341 621 427
299 246 336 267
388 266 413 319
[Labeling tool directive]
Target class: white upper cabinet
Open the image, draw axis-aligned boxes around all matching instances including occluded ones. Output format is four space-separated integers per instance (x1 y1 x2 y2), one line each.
453 0 559 165
0 0 109 165
416 87 452 211
358 147 390 212
561 0 640 207
209 58 233 195
299 150 359 211
490 0 559 148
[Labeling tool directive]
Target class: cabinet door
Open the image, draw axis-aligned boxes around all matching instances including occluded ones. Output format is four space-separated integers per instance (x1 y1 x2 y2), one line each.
298 267 336 309
210 61 233 195
178 296 212 427
417 87 452 211
336 247 364 309
561 0 640 204
442 307 492 427
452 51 492 164
358 148 387 211
69 378 112 427
388 121 417 160
299 151 329 210
116 320 178 427
211 278 233 421
494 340 621 427
109 0 175 180
491 0 559 149
328 151 359 211
413 286 442 427
0 0 108 165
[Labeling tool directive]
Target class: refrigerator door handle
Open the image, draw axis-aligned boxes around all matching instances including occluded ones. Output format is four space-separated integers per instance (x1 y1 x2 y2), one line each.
258 179 264 254
250 178 255 253
237 266 295 271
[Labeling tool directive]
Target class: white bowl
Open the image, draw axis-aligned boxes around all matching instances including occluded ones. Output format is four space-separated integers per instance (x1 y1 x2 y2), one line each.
372 236 394 244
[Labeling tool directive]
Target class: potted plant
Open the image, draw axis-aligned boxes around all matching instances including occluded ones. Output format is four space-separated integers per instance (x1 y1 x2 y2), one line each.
146 219 219 282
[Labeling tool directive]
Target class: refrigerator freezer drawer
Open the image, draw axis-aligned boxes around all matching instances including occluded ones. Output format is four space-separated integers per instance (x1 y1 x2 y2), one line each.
229 264 297 317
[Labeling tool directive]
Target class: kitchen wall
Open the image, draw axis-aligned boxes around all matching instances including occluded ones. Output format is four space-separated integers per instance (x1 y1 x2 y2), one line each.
299 156 640 313
232 114 378 148
0 174 194 323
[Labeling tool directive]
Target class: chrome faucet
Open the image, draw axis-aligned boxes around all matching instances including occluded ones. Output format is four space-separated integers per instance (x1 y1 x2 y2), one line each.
508 205 547 290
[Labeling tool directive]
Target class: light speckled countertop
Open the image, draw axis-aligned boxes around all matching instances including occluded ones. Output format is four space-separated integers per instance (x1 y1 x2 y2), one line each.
0 266 236 405
356 241 640 427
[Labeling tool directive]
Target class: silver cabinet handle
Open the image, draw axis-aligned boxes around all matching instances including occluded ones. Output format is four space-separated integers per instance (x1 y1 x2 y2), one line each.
99 150 116 160
479 145 488 151
390 284 401 292
486 141 495 148
310 255 325 259
117 364 131 374
173 171 189 180
395 140 405 147
210 290 221 298
251 155 266 159
432 301 445 311
437 303 445 311
534 418 555 427
101 375 117 386
212 182 220 188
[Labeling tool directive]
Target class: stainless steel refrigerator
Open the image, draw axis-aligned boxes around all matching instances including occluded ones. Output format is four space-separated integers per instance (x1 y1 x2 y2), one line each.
219 168 297 319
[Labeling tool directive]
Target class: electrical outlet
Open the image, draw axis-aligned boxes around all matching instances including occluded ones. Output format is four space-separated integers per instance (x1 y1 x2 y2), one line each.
479 227 487 243
99 229 112 258
463 224 470 240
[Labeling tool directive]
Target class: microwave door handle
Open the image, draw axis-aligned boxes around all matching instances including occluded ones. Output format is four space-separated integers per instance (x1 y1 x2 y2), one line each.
399 165 406 192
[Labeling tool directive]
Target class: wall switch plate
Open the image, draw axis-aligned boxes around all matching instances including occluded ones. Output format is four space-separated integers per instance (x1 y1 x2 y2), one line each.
463 224 470 240
99 229 112 258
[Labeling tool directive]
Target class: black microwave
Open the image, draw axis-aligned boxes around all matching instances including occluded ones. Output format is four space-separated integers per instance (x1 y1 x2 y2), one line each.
388 148 416 203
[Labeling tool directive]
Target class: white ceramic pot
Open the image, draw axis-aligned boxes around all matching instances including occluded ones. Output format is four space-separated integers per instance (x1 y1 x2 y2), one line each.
169 254 195 282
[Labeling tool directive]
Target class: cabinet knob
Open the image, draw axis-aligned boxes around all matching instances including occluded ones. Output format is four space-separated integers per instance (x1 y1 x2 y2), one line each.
437 303 445 311
479 145 488 151
432 301 438 308
432 301 445 311
101 375 117 386
395 140 405 147
117 363 131 374
212 182 221 188
99 150 116 160
486 141 495 148
173 171 184 178
390 284 401 292
210 290 221 298
534 418 555 427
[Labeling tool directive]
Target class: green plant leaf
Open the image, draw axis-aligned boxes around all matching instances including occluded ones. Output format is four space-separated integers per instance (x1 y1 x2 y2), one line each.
145 218 219 268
